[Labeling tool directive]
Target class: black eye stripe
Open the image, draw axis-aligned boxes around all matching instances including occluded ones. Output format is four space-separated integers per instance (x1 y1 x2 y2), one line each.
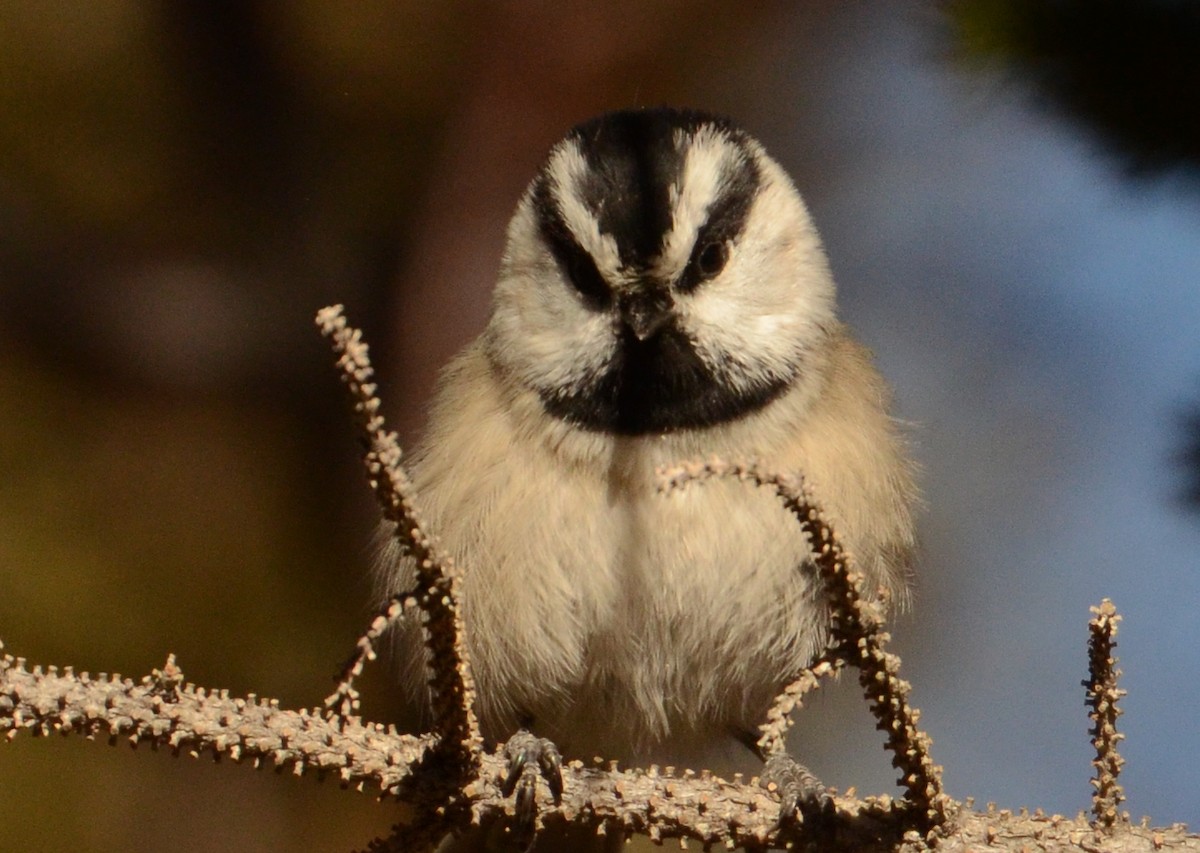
532 175 613 309
557 244 609 307
529 111 762 303
676 156 759 293
562 109 761 271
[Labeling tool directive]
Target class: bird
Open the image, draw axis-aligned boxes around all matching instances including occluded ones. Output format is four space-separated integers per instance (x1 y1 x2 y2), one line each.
379 106 918 848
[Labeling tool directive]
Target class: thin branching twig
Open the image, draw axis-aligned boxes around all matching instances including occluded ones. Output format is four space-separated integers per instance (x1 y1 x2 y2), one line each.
325 592 420 718
658 457 949 832
315 305 481 770
756 653 846 758
1085 598 1126 832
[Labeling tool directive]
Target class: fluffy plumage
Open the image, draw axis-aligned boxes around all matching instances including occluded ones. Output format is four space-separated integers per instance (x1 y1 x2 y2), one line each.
381 108 918 770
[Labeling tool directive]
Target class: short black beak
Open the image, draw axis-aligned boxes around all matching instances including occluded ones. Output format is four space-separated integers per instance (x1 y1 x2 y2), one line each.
618 287 674 341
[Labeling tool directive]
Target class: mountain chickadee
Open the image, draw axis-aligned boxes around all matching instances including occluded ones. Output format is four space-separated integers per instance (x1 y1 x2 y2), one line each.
381 107 918 837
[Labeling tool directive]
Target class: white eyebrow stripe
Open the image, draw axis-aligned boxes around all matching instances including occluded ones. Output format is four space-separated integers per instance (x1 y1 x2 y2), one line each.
545 141 624 281
656 127 738 279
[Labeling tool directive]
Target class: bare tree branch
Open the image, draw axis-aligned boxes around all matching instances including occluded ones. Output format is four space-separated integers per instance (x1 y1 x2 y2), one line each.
0 644 904 847
1 645 1194 852
0 646 433 798
0 309 1193 852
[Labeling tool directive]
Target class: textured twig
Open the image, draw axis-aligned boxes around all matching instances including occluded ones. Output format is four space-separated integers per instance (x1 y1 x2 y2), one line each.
5 646 1193 853
657 458 948 832
315 305 482 769
1085 599 1126 831
0 647 437 796
325 592 420 717
0 645 916 849
756 654 846 758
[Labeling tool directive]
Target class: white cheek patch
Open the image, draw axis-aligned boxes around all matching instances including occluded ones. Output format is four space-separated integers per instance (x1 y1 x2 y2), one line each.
492 197 617 395
679 172 837 392
545 142 624 283
492 274 616 393
686 289 809 391
521 309 614 391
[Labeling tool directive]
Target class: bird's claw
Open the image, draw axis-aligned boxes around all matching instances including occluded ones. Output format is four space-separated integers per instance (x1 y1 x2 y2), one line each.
500 729 564 846
761 753 834 832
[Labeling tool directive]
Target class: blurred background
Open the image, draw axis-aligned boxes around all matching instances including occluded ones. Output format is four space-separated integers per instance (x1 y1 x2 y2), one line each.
2 1 1199 849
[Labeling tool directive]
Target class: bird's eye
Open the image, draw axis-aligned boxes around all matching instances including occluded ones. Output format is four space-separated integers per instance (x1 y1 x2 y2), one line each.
676 239 730 294
695 241 728 278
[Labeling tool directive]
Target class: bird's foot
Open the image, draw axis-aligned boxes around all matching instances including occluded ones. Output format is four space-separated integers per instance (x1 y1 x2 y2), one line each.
499 729 564 847
760 753 835 832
